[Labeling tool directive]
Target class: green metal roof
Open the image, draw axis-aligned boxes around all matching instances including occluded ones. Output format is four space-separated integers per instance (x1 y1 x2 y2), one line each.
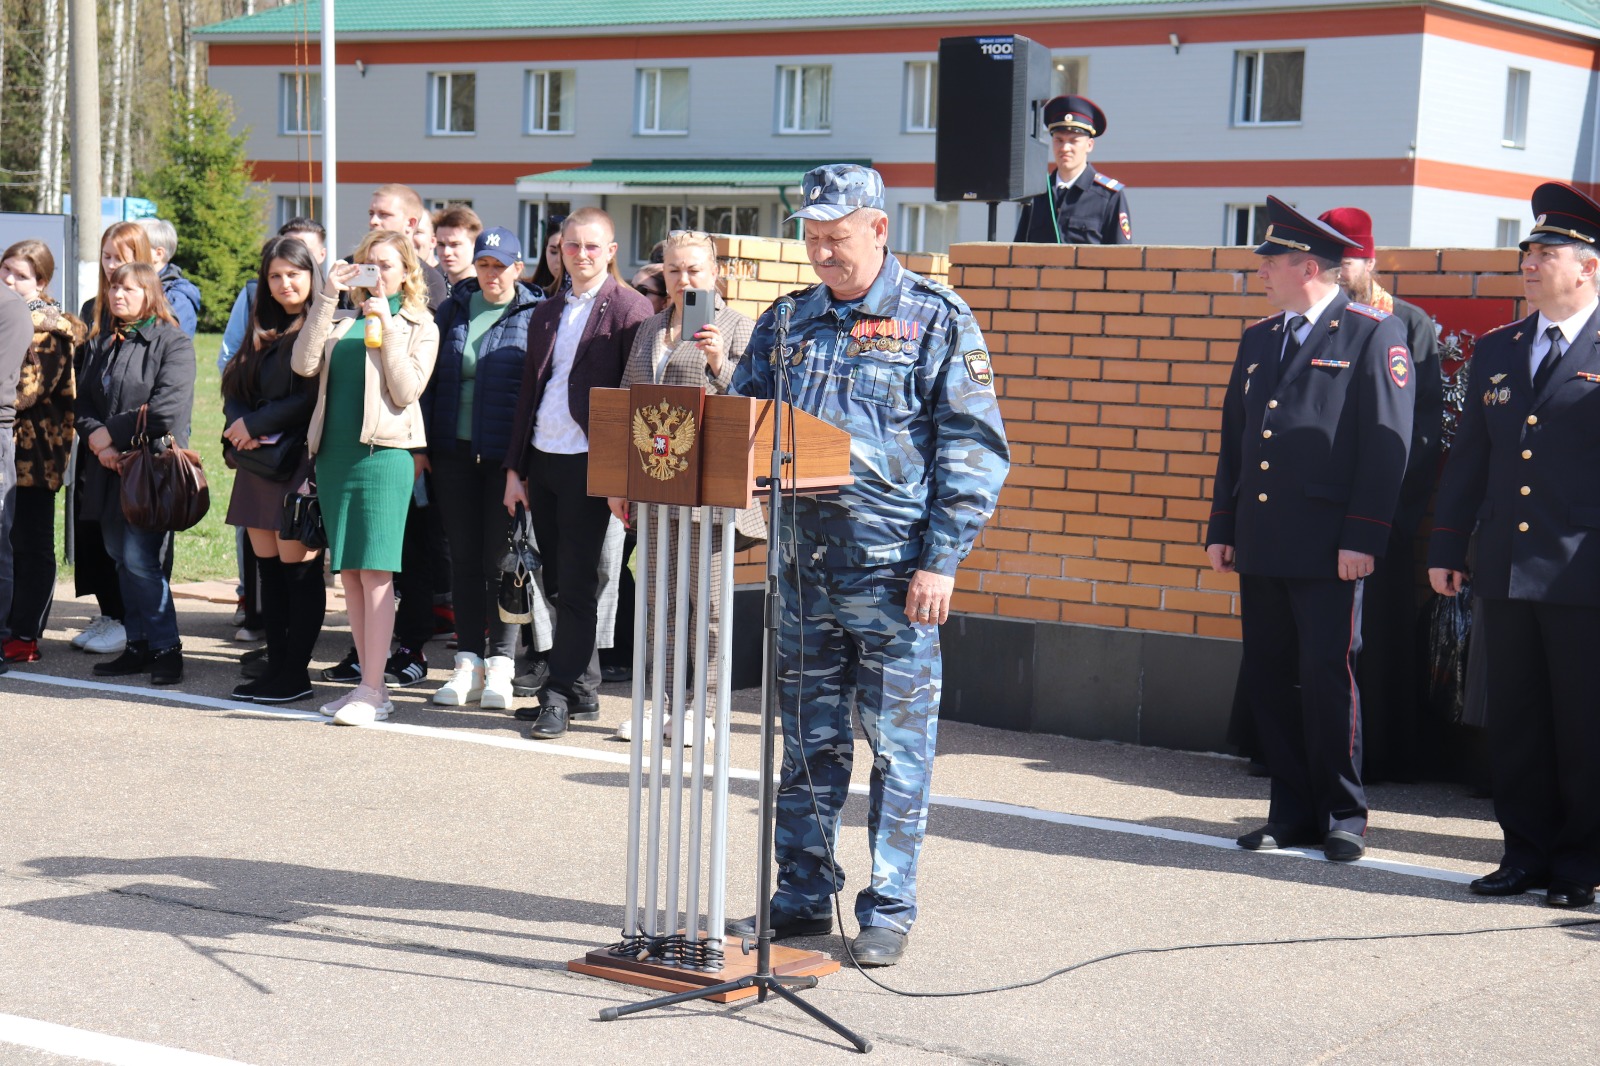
194 1 1600 38
518 159 871 188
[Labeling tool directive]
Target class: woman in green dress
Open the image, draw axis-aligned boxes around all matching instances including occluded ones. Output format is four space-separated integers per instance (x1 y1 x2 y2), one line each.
292 230 439 725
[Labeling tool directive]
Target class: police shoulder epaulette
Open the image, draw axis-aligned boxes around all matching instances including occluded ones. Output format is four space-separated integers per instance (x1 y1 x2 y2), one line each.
1479 318 1524 339
1346 302 1391 321
1245 314 1278 332
1093 172 1126 192
914 276 970 313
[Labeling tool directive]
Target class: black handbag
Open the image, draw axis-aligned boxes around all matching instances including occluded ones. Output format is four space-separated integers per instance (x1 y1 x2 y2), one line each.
280 477 328 550
496 503 542 624
226 429 306 481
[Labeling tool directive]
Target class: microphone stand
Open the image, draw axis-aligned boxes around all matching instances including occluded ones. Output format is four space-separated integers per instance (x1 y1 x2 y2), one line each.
598 298 871 1054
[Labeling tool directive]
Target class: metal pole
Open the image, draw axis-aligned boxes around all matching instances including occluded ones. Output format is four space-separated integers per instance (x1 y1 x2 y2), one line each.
321 0 338 253
663 506 693 962
644 505 670 941
622 504 650 941
68 0 101 278
685 506 714 962
704 508 736 961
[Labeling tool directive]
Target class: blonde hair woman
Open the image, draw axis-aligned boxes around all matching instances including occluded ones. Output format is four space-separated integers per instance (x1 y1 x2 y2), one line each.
606 231 756 744
292 229 438 724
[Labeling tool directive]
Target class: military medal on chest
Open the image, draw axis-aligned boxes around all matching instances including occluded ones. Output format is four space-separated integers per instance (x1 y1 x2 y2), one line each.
850 317 921 356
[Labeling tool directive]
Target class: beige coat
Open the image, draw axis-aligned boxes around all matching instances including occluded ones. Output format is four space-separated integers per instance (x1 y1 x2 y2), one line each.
291 288 439 453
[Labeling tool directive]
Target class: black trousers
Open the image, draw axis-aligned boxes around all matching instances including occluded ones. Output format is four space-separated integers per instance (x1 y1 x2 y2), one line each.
8 486 59 639
1357 526 1424 782
524 448 608 702
432 444 517 660
1479 598 1600 885
1239 573 1368 837
394 471 452 651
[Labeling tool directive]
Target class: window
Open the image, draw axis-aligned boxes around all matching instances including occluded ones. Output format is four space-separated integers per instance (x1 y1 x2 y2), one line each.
1226 204 1271 246
1496 218 1523 247
425 198 474 213
527 69 574 134
904 61 938 132
279 71 321 134
778 65 831 134
632 204 763 262
1234 50 1303 125
429 72 476 135
521 200 573 259
637 68 689 134
276 194 322 230
1051 56 1087 97
898 204 954 254
1504 68 1530 148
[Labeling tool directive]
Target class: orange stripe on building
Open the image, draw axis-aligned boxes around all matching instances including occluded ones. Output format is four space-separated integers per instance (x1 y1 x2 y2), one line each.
1424 7 1600 69
249 160 575 184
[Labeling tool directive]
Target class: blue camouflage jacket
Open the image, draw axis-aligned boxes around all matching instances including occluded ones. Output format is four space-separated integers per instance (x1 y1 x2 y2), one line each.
730 252 1009 576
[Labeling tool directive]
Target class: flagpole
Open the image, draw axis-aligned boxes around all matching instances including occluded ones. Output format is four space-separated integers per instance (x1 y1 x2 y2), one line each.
321 0 338 255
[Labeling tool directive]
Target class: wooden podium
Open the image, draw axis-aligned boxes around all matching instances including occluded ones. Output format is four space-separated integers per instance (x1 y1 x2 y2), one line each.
571 384 852 1003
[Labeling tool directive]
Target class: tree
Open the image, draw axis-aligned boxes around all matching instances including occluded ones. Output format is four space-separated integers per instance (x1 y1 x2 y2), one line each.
139 86 264 332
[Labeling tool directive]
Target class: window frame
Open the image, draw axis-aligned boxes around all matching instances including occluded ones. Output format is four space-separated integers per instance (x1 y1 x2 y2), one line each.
1495 218 1523 247
279 71 322 135
1225 203 1272 246
776 63 833 135
903 61 938 133
1503 68 1530 149
276 194 323 230
636 67 690 135
1232 49 1304 127
526 69 575 136
428 71 477 137
1051 55 1088 98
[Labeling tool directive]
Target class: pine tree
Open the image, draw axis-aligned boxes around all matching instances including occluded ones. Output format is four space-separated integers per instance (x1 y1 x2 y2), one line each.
139 86 264 332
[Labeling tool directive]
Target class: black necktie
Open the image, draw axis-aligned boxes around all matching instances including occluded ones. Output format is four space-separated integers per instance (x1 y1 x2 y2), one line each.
1281 315 1307 363
1533 324 1565 393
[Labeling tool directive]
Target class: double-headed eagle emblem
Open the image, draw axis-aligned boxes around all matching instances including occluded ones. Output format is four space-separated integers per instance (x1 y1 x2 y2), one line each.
631 400 697 481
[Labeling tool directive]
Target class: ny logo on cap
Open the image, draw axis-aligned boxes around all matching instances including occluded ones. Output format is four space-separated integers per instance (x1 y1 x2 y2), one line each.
485 233 501 247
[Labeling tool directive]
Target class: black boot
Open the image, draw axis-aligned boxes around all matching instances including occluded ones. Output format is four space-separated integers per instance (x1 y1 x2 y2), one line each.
250 555 325 703
234 556 285 700
94 640 150 677
148 644 184 685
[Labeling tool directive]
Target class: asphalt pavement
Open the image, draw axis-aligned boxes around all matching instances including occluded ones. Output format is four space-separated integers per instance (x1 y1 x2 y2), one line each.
0 586 1596 1065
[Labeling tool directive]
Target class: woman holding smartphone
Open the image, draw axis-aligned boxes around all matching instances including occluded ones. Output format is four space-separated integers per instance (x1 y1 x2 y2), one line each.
607 231 755 743
292 230 438 725
221 236 324 703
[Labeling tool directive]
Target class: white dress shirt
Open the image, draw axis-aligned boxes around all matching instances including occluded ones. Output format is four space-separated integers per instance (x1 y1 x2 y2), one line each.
534 285 600 455
1530 297 1599 380
1280 286 1342 361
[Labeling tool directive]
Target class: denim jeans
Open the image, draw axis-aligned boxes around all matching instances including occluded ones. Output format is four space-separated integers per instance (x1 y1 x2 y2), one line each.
99 502 180 650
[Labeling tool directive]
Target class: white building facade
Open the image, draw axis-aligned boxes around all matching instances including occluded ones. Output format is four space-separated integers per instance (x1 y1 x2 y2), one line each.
199 0 1599 259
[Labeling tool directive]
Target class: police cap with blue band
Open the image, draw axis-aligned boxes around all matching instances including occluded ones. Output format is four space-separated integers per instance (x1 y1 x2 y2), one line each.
787 164 887 223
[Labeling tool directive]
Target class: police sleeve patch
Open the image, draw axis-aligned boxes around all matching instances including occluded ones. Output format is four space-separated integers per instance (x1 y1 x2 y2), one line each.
1119 212 1132 241
1347 302 1392 321
964 349 994 386
1388 345 1410 389
1093 172 1125 191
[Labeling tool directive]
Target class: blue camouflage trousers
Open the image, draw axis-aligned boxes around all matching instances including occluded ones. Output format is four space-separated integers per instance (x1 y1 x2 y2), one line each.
771 560 941 934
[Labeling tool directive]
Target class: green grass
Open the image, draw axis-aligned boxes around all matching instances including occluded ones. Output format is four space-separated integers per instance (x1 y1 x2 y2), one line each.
55 333 242 584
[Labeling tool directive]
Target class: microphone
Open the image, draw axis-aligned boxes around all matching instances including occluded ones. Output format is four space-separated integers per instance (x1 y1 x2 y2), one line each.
774 294 796 323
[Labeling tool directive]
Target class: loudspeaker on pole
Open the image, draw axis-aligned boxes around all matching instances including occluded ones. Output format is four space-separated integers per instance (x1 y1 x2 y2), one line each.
934 34 1053 206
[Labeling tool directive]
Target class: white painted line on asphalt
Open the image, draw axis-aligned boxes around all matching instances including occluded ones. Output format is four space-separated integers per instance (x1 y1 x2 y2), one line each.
7 671 1476 887
0 1012 251 1066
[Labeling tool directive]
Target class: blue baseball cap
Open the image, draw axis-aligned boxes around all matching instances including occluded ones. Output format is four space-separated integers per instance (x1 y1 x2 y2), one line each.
787 164 886 223
473 227 522 267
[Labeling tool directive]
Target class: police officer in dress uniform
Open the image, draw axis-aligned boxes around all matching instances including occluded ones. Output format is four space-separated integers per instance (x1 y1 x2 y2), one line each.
1428 182 1600 909
1206 196 1414 863
1013 95 1132 245
726 164 1009 966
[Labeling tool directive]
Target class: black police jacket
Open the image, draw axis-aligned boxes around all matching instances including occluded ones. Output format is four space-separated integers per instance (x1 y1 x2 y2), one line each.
1206 293 1414 578
1429 307 1600 606
1013 164 1131 245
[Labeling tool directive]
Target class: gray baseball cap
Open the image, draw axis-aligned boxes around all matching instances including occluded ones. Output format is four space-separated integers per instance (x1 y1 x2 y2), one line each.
787 164 886 223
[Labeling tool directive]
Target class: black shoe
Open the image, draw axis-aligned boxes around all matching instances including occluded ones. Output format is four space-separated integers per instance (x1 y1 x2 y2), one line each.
726 913 833 941
1469 865 1547 897
321 647 360 683
384 645 428 686
148 646 183 686
1236 824 1315 851
233 676 270 700
570 698 600 722
1545 879 1596 909
511 658 550 698
601 663 632 684
1323 830 1366 863
93 640 150 677
240 647 271 680
249 670 314 704
851 926 908 967
526 704 568 740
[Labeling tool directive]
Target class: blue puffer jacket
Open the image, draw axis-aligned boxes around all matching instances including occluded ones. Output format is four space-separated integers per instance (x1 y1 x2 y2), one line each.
424 278 543 462
159 263 202 338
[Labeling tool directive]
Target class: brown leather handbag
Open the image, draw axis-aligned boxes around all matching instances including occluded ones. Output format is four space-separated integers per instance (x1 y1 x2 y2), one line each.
118 404 211 532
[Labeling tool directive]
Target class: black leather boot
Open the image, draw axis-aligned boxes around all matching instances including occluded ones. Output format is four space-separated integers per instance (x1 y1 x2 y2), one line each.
234 556 285 699
93 640 150 677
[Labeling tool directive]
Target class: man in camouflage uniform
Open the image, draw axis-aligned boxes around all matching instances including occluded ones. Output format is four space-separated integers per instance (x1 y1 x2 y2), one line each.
727 164 1009 966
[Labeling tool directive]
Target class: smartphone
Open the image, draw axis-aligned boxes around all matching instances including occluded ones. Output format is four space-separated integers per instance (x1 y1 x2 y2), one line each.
351 262 381 288
681 287 714 340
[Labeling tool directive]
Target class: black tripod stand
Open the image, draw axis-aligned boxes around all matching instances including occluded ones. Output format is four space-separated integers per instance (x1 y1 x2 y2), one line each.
597 297 871 1054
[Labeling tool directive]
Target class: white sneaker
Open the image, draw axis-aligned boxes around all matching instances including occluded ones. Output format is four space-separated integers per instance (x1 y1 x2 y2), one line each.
433 652 484 706
80 617 127 654
70 617 102 649
333 689 393 726
480 655 515 710
234 626 266 643
318 688 358 718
